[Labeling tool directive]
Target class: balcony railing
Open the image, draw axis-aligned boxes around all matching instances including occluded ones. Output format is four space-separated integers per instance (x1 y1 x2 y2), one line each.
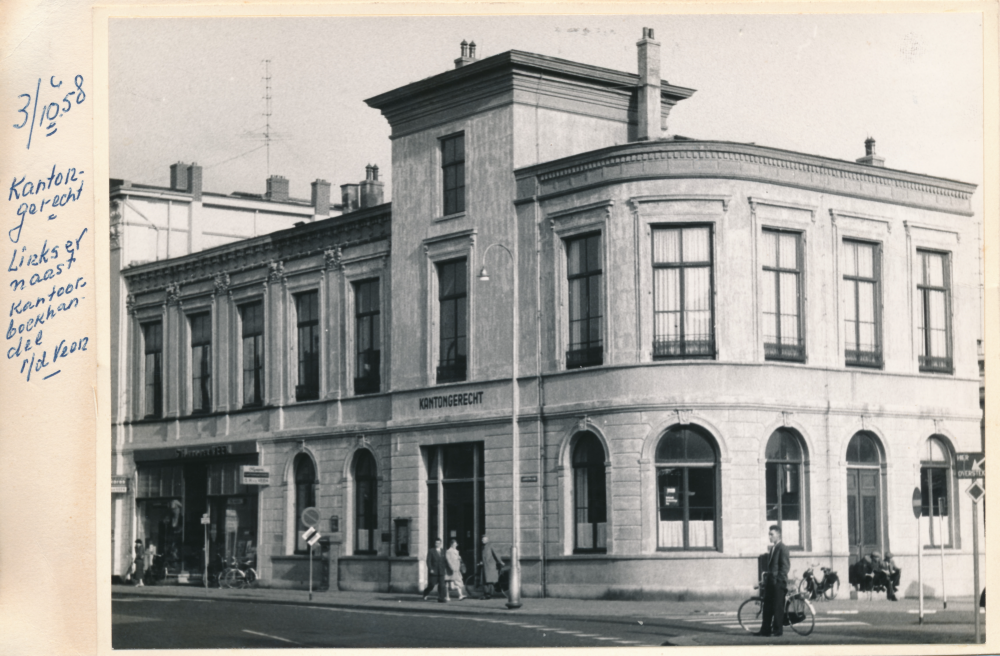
436 356 467 384
566 344 603 369
845 349 883 368
295 384 319 402
919 355 953 374
653 338 714 360
764 340 805 362
354 374 381 396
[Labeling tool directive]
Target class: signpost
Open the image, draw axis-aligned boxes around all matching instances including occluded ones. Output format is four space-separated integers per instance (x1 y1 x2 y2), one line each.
911 487 923 624
201 513 211 589
966 479 985 644
937 498 946 609
301 507 321 601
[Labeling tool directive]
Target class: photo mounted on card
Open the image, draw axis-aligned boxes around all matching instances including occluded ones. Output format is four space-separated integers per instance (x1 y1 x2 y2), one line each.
105 9 986 650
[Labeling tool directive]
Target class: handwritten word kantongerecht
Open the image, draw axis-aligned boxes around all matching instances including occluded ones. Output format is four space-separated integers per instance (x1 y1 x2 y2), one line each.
8 165 85 244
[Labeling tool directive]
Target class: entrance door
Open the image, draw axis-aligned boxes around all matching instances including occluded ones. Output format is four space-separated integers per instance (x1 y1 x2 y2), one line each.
846 468 882 564
427 443 484 574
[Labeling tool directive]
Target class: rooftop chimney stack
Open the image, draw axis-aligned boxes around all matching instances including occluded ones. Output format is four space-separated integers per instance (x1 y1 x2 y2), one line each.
636 27 662 141
266 175 290 201
187 163 203 201
170 162 190 192
341 183 360 212
454 39 477 68
359 163 384 208
311 179 331 216
855 137 886 167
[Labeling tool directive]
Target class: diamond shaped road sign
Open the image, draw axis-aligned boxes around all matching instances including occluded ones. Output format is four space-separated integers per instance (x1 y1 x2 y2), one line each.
966 480 985 503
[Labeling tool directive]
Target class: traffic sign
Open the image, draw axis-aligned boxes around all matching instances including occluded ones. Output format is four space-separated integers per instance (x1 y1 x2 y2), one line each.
307 533 321 547
956 453 985 479
966 480 985 502
200 513 211 525
301 506 321 529
912 487 923 520
302 526 317 542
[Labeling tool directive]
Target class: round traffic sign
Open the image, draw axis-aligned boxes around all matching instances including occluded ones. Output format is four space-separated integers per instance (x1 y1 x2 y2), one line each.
911 487 922 520
301 506 321 529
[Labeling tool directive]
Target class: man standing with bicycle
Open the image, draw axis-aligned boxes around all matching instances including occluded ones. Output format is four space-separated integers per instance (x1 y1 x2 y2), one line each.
755 525 790 637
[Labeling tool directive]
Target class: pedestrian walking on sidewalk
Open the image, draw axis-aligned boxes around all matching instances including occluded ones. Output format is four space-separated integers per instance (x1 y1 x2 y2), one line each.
423 538 450 602
480 535 505 600
445 539 468 600
133 539 146 587
754 525 789 637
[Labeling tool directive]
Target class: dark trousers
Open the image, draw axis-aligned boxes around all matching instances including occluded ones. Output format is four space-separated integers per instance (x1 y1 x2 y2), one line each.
423 574 448 600
482 582 496 599
760 581 786 635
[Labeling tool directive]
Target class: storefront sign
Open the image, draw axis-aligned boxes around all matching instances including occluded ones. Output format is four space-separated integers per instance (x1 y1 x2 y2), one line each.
176 445 231 459
956 453 985 479
132 441 256 463
418 390 484 410
111 476 129 494
241 465 270 486
521 475 538 483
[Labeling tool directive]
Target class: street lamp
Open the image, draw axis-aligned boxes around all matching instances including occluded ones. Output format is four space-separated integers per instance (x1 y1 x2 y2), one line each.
478 242 521 610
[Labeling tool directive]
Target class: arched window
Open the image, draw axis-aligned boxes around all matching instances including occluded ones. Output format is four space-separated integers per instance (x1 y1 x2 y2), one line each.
655 426 718 550
920 436 953 547
846 432 885 563
354 450 378 554
765 429 806 548
572 433 607 553
293 454 316 554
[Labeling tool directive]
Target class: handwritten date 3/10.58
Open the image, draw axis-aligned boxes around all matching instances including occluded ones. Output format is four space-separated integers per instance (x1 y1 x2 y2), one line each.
13 75 86 150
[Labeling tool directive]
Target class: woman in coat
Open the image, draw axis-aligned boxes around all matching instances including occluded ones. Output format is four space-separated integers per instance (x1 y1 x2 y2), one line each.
133 539 145 586
445 539 467 600
479 535 505 600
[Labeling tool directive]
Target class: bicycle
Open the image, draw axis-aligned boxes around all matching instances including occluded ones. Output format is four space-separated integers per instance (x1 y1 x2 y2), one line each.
218 556 258 589
738 575 815 636
799 564 840 601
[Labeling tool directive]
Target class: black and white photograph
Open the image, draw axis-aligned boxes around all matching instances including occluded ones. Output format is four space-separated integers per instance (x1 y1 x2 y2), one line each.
108 11 987 649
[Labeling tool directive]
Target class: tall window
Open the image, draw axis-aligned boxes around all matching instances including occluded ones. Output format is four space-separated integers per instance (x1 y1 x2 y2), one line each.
762 229 804 361
572 433 607 553
293 454 316 554
240 302 265 407
441 133 465 216
354 279 381 395
190 313 211 413
842 240 882 367
920 436 953 547
436 259 467 384
765 429 805 548
917 250 952 373
655 426 718 550
846 432 884 563
295 291 320 401
566 234 603 369
652 225 714 359
354 450 378 554
142 321 163 418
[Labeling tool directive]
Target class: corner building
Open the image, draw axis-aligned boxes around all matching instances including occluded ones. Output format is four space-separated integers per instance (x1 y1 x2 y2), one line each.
113 31 983 599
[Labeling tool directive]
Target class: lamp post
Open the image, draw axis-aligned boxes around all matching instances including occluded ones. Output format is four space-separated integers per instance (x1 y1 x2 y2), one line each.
478 242 521 609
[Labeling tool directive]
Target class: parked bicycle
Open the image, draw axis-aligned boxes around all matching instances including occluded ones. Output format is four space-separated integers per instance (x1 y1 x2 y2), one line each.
463 561 510 597
738 575 815 636
798 564 840 601
218 556 258 589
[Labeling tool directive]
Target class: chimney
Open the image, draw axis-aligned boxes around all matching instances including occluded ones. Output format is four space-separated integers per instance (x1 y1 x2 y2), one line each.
856 137 885 167
311 179 331 216
266 175 289 201
636 27 662 141
454 39 477 68
359 164 384 208
187 163 203 201
341 183 359 212
169 162 190 192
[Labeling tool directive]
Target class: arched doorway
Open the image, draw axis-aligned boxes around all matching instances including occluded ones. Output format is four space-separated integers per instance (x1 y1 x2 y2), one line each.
846 432 885 565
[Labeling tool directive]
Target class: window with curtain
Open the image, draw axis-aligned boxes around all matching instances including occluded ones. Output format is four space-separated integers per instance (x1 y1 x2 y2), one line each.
655 426 718 550
566 233 603 369
917 250 952 373
294 454 316 554
240 302 265 407
354 450 378 554
436 259 467 383
572 433 607 553
765 429 806 548
920 436 953 547
441 133 465 216
652 225 715 359
762 229 804 361
842 240 882 367
142 321 163 418
354 279 381 395
189 313 211 414
295 291 320 401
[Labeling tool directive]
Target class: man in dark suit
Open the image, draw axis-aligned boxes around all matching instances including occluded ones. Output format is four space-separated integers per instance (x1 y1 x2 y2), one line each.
423 538 450 602
755 525 790 637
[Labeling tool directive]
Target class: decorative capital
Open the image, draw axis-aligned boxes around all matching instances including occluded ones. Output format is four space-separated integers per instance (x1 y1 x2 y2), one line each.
109 201 123 248
324 247 343 271
268 260 285 282
674 409 692 426
125 293 136 314
213 272 231 296
574 415 590 434
164 282 181 306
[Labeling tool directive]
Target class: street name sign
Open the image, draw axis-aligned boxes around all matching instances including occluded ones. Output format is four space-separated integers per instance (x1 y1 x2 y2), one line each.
200 513 211 525
966 480 985 502
956 453 985 479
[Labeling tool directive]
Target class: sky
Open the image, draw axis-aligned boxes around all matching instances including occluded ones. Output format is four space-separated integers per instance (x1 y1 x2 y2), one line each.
109 13 984 209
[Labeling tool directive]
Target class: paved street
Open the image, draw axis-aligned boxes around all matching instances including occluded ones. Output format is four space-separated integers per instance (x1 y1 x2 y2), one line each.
112 585 986 648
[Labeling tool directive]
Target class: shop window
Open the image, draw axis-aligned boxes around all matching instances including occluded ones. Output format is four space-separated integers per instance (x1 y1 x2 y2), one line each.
655 426 719 550
240 302 265 407
652 225 715 359
762 229 804 361
572 432 607 553
566 233 603 369
294 454 316 554
917 250 952 373
189 313 211 413
842 240 882 367
354 279 381 395
441 133 465 216
436 259 467 383
354 450 378 554
295 291 320 401
142 321 163 418
920 436 954 547
765 429 806 548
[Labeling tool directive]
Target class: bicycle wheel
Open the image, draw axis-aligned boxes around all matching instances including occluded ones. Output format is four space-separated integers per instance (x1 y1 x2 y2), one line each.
797 578 813 599
245 569 257 588
823 579 840 600
788 597 815 636
737 597 763 632
222 569 242 589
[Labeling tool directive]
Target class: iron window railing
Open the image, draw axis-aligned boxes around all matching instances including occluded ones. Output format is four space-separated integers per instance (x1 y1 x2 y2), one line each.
652 226 715 360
